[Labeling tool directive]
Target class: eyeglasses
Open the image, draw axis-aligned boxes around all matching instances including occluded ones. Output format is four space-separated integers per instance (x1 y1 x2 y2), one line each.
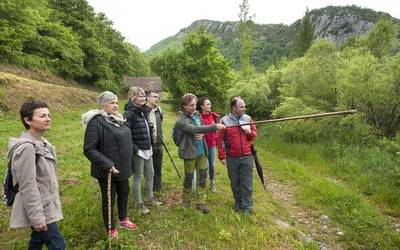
149 95 159 98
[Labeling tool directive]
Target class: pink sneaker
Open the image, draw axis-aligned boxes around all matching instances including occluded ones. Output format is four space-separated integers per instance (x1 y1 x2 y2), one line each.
109 228 119 239
120 218 138 231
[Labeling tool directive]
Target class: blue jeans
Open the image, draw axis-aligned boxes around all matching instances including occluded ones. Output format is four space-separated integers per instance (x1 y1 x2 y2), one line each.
227 156 253 213
207 146 216 181
132 154 154 204
29 222 65 250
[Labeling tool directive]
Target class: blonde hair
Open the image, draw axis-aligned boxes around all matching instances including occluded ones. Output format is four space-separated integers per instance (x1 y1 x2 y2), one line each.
128 87 146 100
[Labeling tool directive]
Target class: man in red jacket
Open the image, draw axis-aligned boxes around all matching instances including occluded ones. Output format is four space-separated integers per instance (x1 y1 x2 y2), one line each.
217 97 257 214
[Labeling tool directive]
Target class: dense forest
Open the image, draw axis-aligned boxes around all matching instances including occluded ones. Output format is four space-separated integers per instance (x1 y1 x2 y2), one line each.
0 0 150 92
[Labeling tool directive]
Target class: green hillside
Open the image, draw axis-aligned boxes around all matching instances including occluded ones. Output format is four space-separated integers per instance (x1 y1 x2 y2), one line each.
146 5 399 71
0 0 150 92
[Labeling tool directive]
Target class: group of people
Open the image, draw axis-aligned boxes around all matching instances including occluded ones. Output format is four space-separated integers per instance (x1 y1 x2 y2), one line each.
176 94 257 214
82 88 164 239
7 88 257 248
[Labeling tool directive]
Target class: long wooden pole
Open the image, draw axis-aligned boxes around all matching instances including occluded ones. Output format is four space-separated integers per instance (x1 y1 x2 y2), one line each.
226 109 357 128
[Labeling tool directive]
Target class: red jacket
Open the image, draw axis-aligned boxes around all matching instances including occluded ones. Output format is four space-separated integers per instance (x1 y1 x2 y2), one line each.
217 113 257 160
200 112 219 148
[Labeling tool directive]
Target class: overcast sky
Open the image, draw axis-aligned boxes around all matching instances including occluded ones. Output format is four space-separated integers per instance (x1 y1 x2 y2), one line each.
86 0 400 51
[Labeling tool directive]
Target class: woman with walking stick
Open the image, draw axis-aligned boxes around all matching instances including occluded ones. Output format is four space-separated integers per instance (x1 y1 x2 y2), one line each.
83 91 137 239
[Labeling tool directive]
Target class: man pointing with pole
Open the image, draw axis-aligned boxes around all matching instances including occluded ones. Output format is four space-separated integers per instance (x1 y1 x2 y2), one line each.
218 97 257 215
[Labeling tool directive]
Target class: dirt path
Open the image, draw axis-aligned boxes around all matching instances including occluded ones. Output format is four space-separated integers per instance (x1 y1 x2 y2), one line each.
265 173 345 249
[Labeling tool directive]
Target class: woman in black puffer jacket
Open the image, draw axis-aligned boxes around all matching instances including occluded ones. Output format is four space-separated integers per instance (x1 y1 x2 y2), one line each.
124 87 161 215
83 91 137 239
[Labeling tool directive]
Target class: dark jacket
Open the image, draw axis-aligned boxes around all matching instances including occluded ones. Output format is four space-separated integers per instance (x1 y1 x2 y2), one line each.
143 105 163 146
83 113 133 180
174 111 217 160
124 101 152 153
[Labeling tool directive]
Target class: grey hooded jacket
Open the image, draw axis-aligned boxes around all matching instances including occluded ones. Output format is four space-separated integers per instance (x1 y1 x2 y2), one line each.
8 132 63 228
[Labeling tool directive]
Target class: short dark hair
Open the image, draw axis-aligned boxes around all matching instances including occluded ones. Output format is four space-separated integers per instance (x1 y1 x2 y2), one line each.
230 96 242 110
197 97 210 111
19 100 49 129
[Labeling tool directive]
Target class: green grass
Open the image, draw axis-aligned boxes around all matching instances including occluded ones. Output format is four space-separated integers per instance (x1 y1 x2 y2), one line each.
261 125 400 216
1 101 399 249
0 102 311 249
257 127 400 249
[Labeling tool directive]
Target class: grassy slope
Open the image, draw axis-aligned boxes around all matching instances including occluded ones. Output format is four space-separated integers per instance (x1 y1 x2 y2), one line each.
0 76 311 249
0 74 399 249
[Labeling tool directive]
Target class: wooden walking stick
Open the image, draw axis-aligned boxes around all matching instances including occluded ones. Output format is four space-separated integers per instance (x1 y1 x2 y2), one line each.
226 110 357 128
107 172 112 249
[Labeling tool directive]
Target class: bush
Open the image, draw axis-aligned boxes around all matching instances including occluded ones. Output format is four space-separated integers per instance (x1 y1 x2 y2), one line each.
95 80 122 94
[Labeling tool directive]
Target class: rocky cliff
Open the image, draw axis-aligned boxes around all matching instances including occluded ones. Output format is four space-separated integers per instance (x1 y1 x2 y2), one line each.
146 5 398 70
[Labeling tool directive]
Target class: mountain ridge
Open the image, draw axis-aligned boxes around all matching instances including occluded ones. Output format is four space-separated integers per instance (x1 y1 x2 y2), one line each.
146 5 399 71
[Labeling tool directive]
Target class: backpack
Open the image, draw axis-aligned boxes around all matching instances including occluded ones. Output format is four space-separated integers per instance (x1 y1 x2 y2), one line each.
172 125 183 146
3 141 35 207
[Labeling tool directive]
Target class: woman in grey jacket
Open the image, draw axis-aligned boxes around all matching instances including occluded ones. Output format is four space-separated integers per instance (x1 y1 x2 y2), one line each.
174 93 225 213
8 100 65 249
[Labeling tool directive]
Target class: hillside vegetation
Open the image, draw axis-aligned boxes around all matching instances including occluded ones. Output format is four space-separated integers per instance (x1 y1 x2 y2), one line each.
0 0 150 92
146 5 399 71
0 69 97 113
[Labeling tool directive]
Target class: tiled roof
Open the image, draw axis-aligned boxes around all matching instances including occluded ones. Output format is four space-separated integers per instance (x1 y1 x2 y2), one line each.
124 76 162 92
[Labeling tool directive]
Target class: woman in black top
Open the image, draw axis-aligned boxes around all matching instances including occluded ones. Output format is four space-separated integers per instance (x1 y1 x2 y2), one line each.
124 87 161 215
83 91 137 239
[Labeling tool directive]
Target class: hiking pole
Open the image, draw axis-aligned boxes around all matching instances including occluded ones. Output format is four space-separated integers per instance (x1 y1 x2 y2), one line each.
162 142 181 178
226 109 357 128
107 172 112 249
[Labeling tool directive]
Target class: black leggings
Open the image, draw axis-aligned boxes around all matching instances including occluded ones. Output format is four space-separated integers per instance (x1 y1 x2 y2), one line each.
98 178 129 231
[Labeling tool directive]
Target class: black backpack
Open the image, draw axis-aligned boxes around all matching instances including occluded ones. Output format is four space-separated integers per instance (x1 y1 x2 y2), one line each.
3 141 36 207
172 125 183 146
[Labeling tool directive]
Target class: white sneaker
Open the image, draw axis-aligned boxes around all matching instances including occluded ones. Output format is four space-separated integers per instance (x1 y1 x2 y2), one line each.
137 203 150 215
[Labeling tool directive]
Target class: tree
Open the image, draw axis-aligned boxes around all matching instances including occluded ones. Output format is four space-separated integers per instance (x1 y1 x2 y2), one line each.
227 73 270 119
24 21 86 78
150 48 185 102
291 8 315 58
337 50 400 138
49 0 149 89
238 0 256 76
366 17 398 58
0 0 48 63
151 28 233 107
281 39 338 111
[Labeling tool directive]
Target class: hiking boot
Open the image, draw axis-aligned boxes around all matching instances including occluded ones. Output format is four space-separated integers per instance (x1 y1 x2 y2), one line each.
109 228 119 239
210 180 216 193
242 209 253 216
195 204 209 214
120 217 138 231
137 203 150 215
181 200 191 208
232 203 241 212
144 196 162 206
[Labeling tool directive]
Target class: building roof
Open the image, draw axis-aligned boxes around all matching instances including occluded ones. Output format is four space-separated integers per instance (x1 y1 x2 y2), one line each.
124 76 162 92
